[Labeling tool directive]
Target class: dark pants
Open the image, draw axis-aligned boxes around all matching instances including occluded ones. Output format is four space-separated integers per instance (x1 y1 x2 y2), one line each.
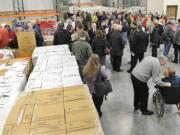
92 94 104 114
131 74 149 112
174 44 180 62
112 55 122 71
128 53 144 72
152 45 157 57
78 65 85 81
100 56 106 66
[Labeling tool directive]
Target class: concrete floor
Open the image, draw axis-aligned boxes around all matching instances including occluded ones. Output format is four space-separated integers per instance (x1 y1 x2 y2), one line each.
100 45 180 135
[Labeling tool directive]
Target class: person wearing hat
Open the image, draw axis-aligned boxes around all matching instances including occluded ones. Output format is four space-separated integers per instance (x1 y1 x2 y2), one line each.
127 24 149 73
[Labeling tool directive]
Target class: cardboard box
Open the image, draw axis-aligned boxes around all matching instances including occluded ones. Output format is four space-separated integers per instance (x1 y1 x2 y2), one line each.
30 119 65 134
21 105 34 124
2 86 104 135
66 109 99 132
32 102 64 122
2 124 14 135
11 124 30 135
5 96 26 125
30 130 66 135
17 31 36 57
0 69 7 76
64 99 95 113
64 85 91 102
67 127 104 135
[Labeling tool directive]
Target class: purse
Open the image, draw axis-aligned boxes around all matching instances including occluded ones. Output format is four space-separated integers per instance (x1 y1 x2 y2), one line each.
104 46 110 55
94 70 112 97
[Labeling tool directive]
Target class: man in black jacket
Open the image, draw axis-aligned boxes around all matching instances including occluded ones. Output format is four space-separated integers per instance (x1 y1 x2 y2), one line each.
109 24 125 72
53 22 70 45
150 20 161 57
128 24 149 73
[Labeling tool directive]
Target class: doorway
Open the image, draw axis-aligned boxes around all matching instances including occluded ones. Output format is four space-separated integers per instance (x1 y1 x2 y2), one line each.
166 5 178 19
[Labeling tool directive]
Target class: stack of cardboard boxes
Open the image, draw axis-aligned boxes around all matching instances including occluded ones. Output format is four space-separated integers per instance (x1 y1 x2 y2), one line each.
0 58 32 134
25 45 82 91
1 45 104 135
2 85 104 135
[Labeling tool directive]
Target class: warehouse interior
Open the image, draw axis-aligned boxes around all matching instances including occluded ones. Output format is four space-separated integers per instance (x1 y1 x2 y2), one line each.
0 0 180 135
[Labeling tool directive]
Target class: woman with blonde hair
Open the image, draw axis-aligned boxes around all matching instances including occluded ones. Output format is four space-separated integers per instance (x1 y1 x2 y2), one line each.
83 54 109 117
162 67 180 87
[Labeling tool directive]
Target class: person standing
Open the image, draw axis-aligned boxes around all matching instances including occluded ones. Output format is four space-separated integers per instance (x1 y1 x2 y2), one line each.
33 21 45 46
0 26 9 49
131 56 171 115
4 25 16 48
72 31 92 80
53 22 70 45
173 19 180 63
150 19 161 57
128 22 137 64
83 54 109 117
128 24 149 73
109 24 125 72
91 29 109 65
162 22 174 57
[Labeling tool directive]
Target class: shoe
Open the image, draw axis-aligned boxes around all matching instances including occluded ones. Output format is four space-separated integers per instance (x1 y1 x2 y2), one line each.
142 110 154 115
98 111 103 117
116 69 123 72
134 107 140 111
172 60 178 64
127 70 132 73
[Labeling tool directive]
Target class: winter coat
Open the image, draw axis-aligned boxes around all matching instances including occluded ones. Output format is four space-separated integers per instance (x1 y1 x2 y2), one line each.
53 28 70 45
109 31 125 56
91 37 109 57
173 27 180 45
131 30 149 54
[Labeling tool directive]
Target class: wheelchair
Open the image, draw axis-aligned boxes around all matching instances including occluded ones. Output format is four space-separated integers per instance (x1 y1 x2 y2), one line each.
153 86 180 117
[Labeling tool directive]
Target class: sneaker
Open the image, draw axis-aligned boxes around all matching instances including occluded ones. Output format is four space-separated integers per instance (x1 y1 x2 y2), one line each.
134 107 140 111
142 110 154 115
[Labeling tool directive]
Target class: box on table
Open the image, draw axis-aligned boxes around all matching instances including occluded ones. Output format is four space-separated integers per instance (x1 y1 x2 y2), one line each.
67 127 104 135
64 85 91 102
66 109 99 132
2 86 104 135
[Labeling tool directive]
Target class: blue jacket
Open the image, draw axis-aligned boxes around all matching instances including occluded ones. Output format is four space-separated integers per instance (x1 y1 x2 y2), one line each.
162 76 180 87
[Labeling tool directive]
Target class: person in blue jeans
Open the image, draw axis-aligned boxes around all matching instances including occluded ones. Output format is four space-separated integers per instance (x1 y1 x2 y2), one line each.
163 40 172 57
162 22 174 57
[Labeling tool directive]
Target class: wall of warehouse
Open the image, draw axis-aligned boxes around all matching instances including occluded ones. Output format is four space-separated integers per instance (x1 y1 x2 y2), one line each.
0 0 55 12
163 0 180 19
147 0 180 19
0 0 14 11
23 0 54 10
147 0 164 14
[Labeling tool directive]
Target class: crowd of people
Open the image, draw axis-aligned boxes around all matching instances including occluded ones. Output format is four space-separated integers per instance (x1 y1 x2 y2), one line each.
0 20 45 49
56 10 180 116
1 9 180 117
